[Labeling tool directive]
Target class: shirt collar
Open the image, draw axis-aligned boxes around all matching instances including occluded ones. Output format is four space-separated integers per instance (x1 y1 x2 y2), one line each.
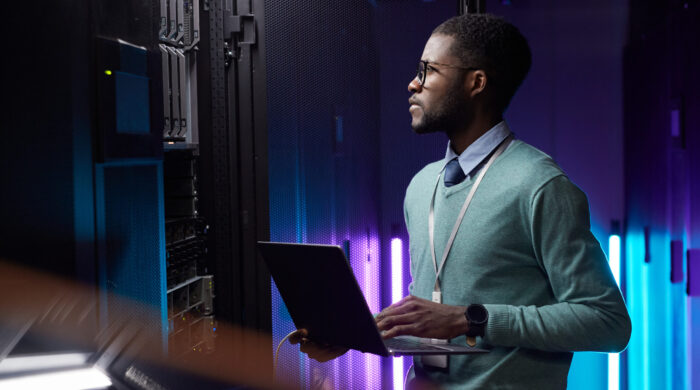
442 121 512 179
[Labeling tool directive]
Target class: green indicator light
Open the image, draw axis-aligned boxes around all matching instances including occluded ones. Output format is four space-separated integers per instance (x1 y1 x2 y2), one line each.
104 70 112 76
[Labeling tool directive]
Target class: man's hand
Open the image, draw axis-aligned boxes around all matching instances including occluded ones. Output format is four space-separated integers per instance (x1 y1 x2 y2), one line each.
375 295 469 340
288 329 349 363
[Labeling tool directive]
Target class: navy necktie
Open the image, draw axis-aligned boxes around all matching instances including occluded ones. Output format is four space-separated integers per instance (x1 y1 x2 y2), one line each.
444 158 466 187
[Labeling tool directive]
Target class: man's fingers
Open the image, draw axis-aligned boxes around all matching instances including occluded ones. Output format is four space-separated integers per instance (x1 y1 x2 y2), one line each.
299 341 315 354
290 329 347 363
376 297 416 321
288 328 309 344
376 312 419 332
300 341 348 363
312 346 349 363
377 298 408 319
299 340 327 356
382 324 416 339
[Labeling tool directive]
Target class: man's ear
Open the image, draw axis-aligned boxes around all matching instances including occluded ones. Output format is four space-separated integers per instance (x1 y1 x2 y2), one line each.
465 70 488 98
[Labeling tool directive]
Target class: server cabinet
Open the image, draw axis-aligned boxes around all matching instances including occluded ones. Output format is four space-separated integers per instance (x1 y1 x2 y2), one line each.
156 0 272 359
194 0 271 333
2 0 271 369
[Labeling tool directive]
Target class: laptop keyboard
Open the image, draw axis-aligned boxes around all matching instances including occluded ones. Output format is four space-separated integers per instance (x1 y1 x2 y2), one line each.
384 337 450 351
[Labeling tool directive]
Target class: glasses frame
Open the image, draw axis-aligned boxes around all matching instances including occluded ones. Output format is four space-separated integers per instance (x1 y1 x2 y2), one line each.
416 60 478 86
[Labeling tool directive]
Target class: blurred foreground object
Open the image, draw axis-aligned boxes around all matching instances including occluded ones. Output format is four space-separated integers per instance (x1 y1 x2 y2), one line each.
0 260 288 389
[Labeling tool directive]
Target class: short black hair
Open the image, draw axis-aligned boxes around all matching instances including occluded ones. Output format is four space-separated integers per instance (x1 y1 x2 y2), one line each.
433 14 531 113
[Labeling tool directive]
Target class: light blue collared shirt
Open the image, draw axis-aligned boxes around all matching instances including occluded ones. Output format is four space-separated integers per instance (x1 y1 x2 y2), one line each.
442 121 513 180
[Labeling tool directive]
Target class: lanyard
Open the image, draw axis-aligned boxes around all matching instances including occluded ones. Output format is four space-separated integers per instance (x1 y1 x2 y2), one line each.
428 136 512 301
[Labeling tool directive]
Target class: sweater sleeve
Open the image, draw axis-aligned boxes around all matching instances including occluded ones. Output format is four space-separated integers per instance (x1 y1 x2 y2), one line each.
483 175 631 352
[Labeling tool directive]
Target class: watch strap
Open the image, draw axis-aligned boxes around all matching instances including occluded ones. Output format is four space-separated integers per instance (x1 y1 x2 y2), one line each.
465 304 488 338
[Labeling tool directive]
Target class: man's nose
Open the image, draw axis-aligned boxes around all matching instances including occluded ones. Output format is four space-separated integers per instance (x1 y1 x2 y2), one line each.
408 77 422 93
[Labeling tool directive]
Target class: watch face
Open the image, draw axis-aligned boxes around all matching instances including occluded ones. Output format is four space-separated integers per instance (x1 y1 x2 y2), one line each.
467 304 488 324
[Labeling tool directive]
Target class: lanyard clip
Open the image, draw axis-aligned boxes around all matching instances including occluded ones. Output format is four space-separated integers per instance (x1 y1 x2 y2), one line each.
432 291 441 304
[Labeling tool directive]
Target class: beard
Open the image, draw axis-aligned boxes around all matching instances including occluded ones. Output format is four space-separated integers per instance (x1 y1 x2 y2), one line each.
411 84 470 135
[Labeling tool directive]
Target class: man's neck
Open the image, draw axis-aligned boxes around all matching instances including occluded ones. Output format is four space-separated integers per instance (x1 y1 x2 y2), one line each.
447 116 503 155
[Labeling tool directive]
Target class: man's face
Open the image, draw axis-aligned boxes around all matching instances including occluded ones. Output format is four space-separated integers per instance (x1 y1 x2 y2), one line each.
408 34 470 134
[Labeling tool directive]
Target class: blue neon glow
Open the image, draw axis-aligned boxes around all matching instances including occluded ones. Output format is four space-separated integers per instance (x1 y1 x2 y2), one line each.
624 228 645 390
609 235 621 285
608 234 620 390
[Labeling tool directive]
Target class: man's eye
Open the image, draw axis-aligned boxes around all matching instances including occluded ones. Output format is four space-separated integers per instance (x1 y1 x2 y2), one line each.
426 65 437 73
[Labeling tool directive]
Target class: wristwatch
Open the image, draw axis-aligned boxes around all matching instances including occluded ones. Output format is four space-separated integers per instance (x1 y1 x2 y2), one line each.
465 304 488 338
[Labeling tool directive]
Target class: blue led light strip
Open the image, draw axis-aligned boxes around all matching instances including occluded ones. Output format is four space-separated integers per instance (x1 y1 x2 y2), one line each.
609 234 621 390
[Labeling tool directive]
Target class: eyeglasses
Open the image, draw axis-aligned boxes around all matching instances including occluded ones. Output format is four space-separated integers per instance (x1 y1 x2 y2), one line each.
416 60 478 86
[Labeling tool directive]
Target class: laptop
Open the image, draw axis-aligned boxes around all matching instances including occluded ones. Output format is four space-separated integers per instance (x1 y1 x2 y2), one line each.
257 241 488 357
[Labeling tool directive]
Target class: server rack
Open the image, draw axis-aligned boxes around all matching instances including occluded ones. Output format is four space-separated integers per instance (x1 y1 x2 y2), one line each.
3 0 271 364
159 0 272 361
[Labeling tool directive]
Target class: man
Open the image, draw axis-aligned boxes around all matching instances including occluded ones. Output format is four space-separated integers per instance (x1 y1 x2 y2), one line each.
295 14 631 389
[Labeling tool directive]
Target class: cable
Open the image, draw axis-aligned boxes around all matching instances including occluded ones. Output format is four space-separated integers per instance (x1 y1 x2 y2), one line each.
273 330 299 380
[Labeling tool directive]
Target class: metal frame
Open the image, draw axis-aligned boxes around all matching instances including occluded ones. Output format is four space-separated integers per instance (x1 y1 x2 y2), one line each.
458 0 486 15
159 44 172 137
196 0 271 336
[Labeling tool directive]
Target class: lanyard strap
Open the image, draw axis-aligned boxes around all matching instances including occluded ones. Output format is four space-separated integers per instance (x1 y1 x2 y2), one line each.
429 135 513 293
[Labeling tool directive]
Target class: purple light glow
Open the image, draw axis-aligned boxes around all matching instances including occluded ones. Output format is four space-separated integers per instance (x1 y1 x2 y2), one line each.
391 237 404 390
361 234 381 388
670 108 681 137
391 238 404 304
688 249 700 296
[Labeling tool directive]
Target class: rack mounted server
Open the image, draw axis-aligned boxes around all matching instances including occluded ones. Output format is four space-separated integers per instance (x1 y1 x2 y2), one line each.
159 0 200 144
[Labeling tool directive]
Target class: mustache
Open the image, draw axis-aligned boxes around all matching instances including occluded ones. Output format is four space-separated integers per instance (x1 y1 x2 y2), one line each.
408 96 422 106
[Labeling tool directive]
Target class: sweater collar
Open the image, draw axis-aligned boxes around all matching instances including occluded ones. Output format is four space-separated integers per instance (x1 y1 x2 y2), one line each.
442 121 512 180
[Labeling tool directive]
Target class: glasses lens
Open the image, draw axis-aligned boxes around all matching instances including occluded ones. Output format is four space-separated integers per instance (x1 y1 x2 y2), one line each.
417 61 426 85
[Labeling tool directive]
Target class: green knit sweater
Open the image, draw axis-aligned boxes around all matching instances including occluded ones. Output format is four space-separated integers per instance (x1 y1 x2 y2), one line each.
404 140 631 389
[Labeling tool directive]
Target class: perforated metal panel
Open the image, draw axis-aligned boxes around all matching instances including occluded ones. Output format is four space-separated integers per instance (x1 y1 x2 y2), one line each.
96 162 167 337
264 0 383 388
